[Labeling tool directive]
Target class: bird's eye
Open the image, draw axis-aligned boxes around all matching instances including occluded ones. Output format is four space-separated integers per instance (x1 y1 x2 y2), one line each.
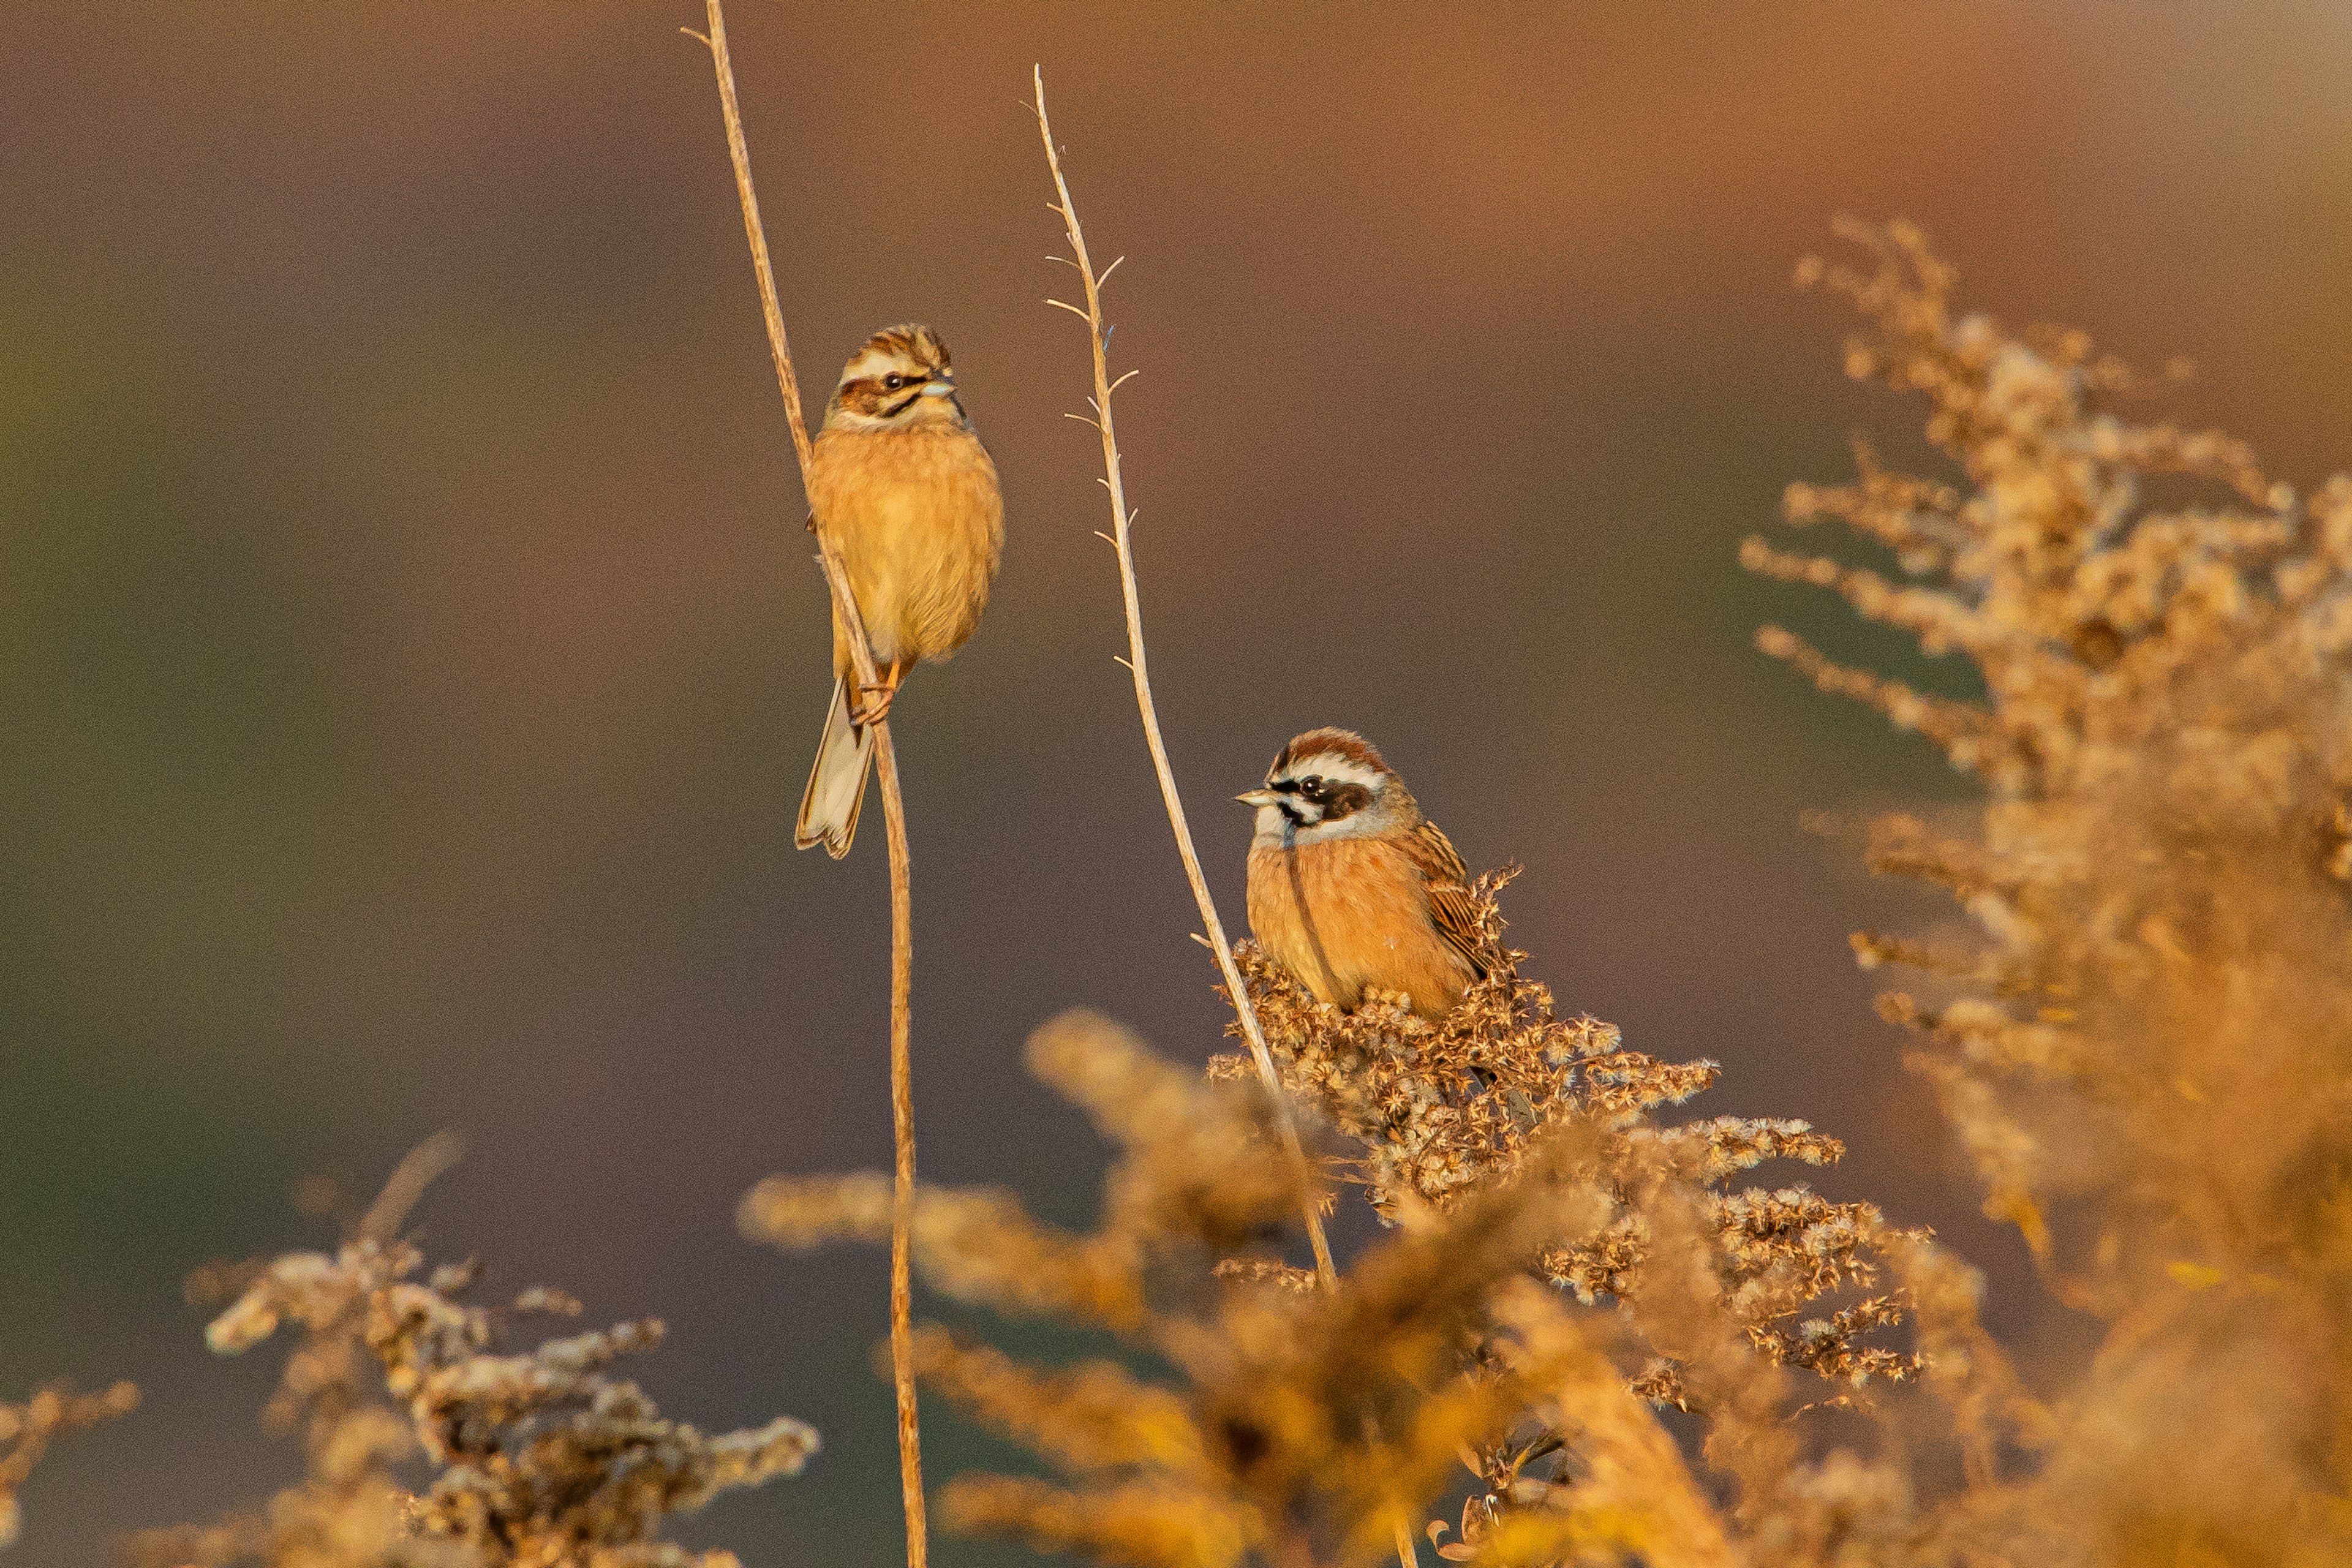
883 374 905 391
1300 776 1323 796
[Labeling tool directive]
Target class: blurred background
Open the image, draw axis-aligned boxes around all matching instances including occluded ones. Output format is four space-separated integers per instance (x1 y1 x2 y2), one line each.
6 2 2351 1561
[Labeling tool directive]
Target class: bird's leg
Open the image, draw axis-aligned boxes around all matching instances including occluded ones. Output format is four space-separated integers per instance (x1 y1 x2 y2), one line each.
853 660 904 728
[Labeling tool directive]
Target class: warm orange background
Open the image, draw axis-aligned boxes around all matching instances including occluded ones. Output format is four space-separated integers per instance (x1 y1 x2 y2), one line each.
7 5 2352 1561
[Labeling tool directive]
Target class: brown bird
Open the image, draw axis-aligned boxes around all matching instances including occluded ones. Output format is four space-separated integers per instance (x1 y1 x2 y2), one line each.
796 325 1004 858
1237 728 1497 1019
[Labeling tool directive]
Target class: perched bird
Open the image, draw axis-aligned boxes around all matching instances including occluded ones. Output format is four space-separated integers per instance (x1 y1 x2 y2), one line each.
1237 728 1498 1019
795 324 1004 858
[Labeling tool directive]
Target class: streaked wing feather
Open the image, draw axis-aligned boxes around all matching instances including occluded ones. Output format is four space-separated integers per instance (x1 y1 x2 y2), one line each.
1404 819 1492 977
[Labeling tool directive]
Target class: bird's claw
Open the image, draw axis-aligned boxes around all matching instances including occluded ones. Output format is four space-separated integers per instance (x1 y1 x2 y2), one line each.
852 683 898 727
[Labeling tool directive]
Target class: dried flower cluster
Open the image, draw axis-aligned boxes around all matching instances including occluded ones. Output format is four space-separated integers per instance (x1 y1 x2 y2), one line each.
1223 874 1927 1403
0 1380 137 1551
747 1003 2000 1567
1748 218 2352 1566
16 208 2350 1568
747 1008 1613 1566
131 1145 816 1568
734 220 2352 1568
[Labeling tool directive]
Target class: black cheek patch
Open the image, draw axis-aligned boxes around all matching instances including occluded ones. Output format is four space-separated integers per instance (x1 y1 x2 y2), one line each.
1321 783 1374 821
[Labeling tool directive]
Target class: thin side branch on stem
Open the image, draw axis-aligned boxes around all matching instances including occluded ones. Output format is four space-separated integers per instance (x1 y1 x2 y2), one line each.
695 8 927 1567
1028 67 1338 1287
1032 70 1427 1567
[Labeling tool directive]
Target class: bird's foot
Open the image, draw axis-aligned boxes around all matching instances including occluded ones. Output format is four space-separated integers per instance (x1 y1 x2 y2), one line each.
851 682 899 728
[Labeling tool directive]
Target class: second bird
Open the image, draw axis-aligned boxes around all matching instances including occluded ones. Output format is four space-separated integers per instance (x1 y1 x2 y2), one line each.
796 325 1004 858
1238 728 1500 1019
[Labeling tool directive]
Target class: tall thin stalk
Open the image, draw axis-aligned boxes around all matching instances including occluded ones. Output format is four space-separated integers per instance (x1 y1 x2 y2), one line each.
1028 69 1338 1291
691 8 926 1565
1033 74 1436 1566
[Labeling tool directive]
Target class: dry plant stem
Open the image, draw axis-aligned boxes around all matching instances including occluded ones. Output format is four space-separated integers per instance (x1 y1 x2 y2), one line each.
1029 69 1336 1291
695 6 925 1564
1030 67 1427 1568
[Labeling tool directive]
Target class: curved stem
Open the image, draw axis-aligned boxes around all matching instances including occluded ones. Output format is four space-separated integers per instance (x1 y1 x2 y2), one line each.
1030 67 1337 1290
699 9 925 1564
1033 76 1441 1567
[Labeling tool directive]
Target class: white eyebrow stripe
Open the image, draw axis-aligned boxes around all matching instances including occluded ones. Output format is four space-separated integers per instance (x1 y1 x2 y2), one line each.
1274 755 1384 792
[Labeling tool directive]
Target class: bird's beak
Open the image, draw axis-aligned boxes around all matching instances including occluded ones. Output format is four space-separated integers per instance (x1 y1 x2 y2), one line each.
919 378 957 398
1235 788 1281 808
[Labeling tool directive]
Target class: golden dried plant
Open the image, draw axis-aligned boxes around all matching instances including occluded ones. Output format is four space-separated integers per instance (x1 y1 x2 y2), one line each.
736 205 2352 1568
9 53 2346 1568
687 8 935 1557
1749 218 2352 1567
1223 881 1930 1408
0 1379 137 1552
131 1142 816 1568
744 999 2006 1568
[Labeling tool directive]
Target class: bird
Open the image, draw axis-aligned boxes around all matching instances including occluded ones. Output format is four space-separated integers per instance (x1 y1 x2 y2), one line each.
1236 727 1498 1020
795 324 1004 858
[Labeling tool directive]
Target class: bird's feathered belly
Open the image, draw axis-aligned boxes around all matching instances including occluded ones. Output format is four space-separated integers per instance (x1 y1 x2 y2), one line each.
809 426 1004 674
1246 838 1474 1017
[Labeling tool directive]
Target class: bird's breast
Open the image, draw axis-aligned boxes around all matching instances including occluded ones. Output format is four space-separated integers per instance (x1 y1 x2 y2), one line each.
809 426 1005 668
1246 837 1472 1017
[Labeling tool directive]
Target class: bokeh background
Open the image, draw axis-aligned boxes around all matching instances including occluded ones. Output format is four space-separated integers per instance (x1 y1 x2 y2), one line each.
7 3 2352 1561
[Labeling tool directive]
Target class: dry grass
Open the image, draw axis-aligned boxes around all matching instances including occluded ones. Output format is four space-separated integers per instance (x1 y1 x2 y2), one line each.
6 48 2350 1568
1031 69 1342 1294
735 216 2352 1567
0 1381 137 1551
1754 219 2352 1567
126 1141 816 1568
688 5 932 1559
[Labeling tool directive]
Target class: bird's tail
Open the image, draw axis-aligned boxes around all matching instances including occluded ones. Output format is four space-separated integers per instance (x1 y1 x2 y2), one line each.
795 678 876 859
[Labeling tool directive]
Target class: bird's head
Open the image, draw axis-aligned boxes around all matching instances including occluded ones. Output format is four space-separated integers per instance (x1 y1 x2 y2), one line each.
1236 728 1415 846
824 324 968 431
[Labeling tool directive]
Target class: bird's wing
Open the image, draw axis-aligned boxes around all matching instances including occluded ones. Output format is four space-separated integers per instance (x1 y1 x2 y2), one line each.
1404 818 1493 978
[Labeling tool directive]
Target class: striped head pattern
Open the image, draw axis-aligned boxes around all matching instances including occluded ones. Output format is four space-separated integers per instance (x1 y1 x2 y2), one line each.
823 323 971 432
1237 727 1416 846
